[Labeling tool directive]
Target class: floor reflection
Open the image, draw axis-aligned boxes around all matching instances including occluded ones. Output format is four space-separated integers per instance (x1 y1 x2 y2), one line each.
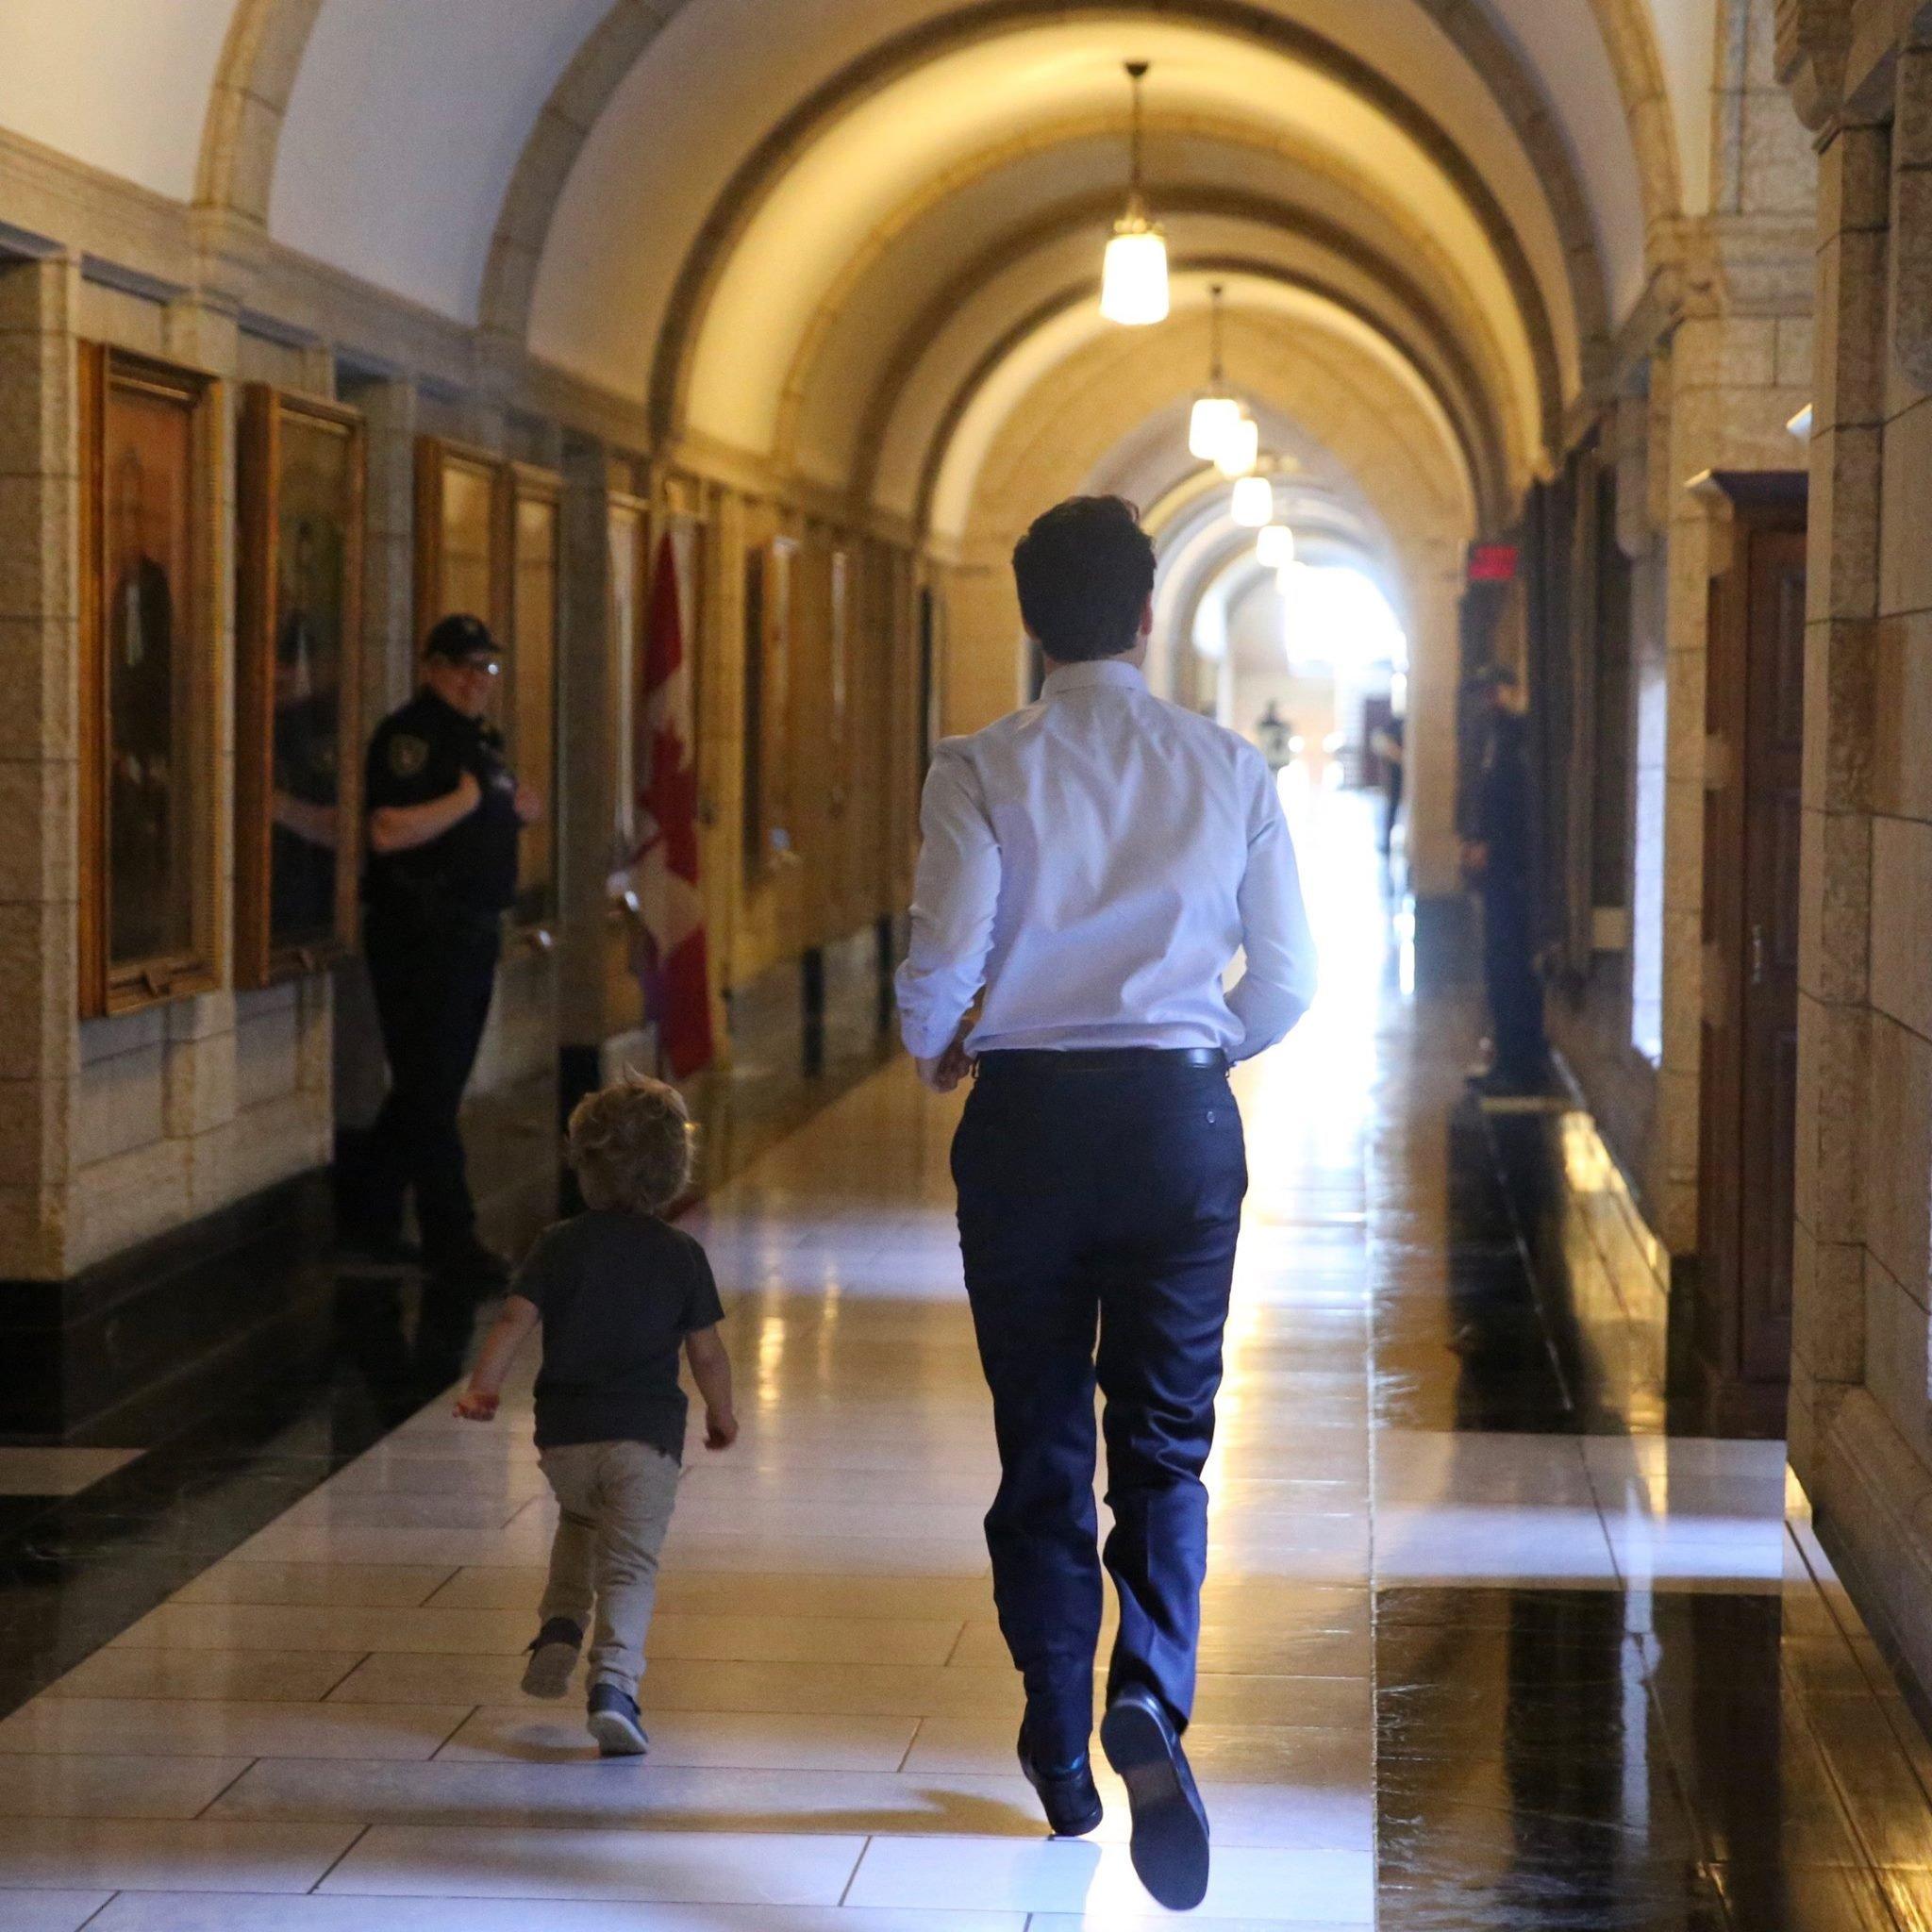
3 792 1932 1926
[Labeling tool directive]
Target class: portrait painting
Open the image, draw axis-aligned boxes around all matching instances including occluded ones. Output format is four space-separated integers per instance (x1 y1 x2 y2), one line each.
235 388 365 986
80 347 220 1015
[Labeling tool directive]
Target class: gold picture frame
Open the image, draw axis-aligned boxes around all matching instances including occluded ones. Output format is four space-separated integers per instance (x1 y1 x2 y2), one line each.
78 344 223 1018
507 462 561 932
234 385 367 988
411 438 562 937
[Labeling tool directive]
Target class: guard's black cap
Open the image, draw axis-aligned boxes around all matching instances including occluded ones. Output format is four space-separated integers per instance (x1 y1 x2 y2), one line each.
422 612 503 667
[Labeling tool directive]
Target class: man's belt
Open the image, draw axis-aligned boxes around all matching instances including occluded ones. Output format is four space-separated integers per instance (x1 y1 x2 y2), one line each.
975 1046 1228 1074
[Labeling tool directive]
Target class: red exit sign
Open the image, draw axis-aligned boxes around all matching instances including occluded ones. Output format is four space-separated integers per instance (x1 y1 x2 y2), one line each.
1468 543 1519 582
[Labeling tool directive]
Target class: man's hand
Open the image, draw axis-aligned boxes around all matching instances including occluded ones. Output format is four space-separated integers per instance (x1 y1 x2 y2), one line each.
513 781 544 826
454 1387 499 1422
704 1406 739 1451
916 1032 975 1093
1460 840 1490 882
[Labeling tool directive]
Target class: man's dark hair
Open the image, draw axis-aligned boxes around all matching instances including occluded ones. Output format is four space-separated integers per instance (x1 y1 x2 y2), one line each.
1011 495 1157 663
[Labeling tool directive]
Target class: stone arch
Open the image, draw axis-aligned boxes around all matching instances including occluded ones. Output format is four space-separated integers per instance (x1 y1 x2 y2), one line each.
1581 0 1687 238
920 272 1480 540
191 0 1687 383
773 112 1536 484
193 0 325 222
827 184 1521 530
641 0 1607 458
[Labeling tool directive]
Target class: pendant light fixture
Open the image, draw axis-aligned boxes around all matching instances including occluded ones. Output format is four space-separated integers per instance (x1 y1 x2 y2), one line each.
1189 284 1241 461
1099 61 1169 326
1216 410 1259 479
1231 474 1274 528
1256 522 1296 571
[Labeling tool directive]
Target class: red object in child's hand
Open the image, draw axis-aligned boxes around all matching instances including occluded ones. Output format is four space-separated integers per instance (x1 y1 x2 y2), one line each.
454 1389 499 1422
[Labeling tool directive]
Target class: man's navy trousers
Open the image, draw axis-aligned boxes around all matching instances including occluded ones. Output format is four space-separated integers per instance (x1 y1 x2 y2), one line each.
952 1047 1247 1770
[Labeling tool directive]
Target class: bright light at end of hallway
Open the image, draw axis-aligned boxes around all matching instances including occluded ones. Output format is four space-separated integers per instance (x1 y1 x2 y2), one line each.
1278 564 1407 674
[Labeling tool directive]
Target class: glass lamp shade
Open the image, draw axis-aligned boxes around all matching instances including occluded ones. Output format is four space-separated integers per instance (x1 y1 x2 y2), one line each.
1256 523 1296 570
1189 394 1242 462
1214 413 1259 478
1100 221 1170 325
1231 475 1274 528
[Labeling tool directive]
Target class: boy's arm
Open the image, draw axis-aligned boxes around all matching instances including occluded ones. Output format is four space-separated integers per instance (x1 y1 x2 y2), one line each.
684 1324 738 1449
455 1294 541 1420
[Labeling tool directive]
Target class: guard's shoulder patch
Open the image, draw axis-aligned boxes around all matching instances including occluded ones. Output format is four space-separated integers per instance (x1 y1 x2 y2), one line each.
388 733 429 778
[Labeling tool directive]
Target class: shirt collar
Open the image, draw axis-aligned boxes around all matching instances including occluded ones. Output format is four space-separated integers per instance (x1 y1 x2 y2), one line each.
1040 658 1147 699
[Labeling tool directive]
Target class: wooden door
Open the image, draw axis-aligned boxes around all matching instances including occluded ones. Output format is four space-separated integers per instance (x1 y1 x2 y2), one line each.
1737 527 1806 1378
1697 498 1806 1426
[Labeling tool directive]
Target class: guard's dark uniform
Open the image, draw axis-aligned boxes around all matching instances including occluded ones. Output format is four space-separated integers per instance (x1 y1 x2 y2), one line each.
356 688 520 1267
1474 708 1547 1085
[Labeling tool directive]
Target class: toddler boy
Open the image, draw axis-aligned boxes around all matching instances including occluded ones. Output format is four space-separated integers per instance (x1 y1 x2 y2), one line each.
457 1072 736 1755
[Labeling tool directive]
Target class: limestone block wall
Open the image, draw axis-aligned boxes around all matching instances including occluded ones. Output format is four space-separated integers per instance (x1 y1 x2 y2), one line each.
0 256 80 1280
0 125 925 1291
1777 15 1932 1692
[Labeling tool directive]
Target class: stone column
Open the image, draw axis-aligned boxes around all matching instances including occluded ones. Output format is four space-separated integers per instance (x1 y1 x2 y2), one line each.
940 539 1024 738
332 374 418 1132
1406 544 1466 901
357 375 420 717
1790 113 1890 1466
0 254 80 1280
557 435 616 1063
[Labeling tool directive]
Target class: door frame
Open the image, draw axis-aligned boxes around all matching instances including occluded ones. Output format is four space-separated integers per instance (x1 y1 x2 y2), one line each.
1692 471 1807 1437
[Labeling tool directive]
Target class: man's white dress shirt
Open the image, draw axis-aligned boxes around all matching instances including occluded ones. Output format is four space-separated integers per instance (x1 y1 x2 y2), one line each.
896 658 1318 1062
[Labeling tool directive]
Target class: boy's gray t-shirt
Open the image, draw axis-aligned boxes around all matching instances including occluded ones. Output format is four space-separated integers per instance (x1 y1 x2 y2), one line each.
514 1209 724 1458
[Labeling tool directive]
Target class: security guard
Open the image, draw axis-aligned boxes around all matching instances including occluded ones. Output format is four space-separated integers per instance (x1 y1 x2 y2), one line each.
1462 664 1548 1094
345 614 541 1284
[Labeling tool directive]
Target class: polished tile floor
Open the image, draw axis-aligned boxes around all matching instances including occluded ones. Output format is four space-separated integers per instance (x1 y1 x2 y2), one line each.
4 793 1932 1928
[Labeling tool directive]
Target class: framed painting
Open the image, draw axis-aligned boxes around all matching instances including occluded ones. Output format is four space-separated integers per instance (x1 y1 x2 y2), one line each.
78 344 222 1017
413 436 505 644
234 386 366 987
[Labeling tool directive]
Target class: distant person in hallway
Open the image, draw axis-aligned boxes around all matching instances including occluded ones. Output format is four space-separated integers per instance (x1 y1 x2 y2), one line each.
898 495 1318 1911
343 615 543 1287
1256 700 1295 774
1462 664 1548 1094
1371 712 1406 858
456 1073 736 1757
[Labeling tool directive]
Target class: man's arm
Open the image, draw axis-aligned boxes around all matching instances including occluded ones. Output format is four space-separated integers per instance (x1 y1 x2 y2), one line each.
1227 755 1318 1060
896 744 1001 1088
369 771 481 855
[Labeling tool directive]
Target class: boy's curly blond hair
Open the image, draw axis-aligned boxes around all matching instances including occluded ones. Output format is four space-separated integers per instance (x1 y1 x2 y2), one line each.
567 1072 694 1215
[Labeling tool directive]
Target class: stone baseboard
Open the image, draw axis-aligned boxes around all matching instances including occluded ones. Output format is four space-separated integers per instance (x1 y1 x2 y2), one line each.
1807 1385 1932 1704
0 1171 335 1445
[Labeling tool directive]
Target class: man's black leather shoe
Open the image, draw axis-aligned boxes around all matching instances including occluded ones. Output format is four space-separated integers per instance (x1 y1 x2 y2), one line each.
1101 1683 1210 1910
1017 1721 1104 1838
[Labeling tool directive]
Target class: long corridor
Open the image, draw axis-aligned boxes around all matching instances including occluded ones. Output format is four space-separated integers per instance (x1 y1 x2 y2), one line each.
2 800 1930 1929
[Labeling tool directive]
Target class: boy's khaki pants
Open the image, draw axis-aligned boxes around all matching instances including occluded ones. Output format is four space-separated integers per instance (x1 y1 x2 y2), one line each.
537 1440 681 1701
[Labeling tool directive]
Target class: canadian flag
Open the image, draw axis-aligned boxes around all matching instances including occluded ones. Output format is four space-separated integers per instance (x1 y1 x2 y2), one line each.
632 530 715 1077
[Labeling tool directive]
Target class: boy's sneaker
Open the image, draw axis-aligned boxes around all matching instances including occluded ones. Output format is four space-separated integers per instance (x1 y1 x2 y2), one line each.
587 1682 649 1757
519 1617 583 1699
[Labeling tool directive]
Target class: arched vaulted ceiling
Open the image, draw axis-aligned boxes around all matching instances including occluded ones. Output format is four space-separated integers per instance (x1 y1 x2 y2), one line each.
0 0 1710 546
